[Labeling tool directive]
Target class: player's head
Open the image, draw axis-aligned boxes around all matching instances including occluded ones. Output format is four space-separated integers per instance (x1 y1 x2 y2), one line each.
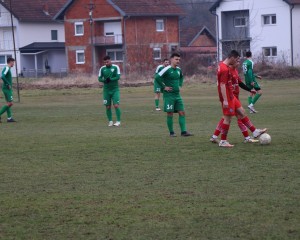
170 53 180 67
245 51 252 58
103 55 112 67
227 50 240 65
7 57 15 67
163 58 170 67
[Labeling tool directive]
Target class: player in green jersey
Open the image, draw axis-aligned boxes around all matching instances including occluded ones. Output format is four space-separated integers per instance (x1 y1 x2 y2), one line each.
155 53 193 137
0 57 16 123
243 51 262 113
154 58 169 111
98 56 121 127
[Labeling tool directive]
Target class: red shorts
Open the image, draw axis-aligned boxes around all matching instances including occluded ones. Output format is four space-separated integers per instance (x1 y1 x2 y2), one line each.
221 96 242 116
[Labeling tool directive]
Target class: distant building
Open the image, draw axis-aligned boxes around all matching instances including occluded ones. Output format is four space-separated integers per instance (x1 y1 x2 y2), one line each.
0 0 68 77
210 0 300 66
54 0 184 75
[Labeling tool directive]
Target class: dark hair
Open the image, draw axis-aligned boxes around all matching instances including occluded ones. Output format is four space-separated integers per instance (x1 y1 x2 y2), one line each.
163 58 169 62
7 57 15 63
245 51 252 58
103 55 110 61
170 53 180 58
227 50 240 58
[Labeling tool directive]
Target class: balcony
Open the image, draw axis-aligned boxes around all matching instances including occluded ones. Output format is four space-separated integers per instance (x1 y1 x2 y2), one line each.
94 34 123 46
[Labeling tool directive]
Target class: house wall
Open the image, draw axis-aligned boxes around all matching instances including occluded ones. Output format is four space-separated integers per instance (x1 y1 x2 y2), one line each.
216 0 294 65
292 5 300 66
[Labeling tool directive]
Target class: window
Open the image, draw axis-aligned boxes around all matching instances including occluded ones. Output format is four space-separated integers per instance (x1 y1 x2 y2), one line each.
170 45 178 52
263 47 277 57
51 30 58 41
76 50 85 64
263 15 276 25
106 49 123 62
75 22 84 36
153 48 161 60
156 19 164 32
0 55 12 65
234 17 247 27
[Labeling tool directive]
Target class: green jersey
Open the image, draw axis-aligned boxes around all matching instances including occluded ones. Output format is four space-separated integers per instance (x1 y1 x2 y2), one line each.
1 66 12 90
155 66 183 94
98 64 121 91
243 59 255 85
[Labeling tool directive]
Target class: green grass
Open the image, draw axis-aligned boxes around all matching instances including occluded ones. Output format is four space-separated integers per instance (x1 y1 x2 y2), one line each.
1 80 299 239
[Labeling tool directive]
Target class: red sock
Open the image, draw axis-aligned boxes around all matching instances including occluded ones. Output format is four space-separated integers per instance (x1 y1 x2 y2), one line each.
221 123 230 140
214 118 224 136
241 116 256 132
237 119 249 137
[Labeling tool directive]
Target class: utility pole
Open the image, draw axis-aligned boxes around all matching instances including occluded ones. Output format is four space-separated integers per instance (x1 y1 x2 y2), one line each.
88 0 95 74
8 0 20 102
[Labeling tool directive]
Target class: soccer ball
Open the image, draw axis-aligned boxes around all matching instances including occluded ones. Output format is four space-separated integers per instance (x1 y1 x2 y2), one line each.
259 133 271 145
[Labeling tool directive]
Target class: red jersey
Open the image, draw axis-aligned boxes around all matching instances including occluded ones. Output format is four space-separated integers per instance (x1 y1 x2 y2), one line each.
217 62 234 102
230 67 242 98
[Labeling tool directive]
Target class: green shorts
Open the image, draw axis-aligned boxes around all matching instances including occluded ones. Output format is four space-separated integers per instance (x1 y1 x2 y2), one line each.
103 89 120 106
163 93 184 113
246 80 261 91
2 88 13 102
153 81 162 93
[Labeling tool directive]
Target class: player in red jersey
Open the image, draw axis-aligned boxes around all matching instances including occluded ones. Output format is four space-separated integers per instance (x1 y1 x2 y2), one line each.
214 50 267 147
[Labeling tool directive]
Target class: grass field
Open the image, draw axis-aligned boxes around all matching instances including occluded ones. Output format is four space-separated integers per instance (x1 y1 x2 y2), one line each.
1 80 299 239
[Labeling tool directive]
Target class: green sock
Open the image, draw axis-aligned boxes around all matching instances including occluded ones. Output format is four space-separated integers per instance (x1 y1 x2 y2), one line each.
155 99 159 108
179 115 187 132
253 94 262 104
106 108 112 121
248 96 253 105
7 107 12 119
115 107 121 121
0 105 9 116
167 115 174 133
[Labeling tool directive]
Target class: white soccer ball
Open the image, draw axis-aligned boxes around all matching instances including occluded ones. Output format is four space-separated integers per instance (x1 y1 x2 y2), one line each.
259 133 271 145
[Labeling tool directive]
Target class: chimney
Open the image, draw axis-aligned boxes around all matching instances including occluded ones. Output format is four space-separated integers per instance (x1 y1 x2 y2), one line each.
43 1 49 16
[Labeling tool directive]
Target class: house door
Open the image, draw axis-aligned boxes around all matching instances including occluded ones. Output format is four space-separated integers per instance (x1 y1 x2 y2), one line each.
104 22 122 44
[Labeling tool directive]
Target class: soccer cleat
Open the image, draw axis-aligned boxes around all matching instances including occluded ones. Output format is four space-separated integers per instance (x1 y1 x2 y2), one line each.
244 137 259 143
219 140 234 148
210 136 219 143
170 133 177 137
248 105 257 113
253 128 267 138
7 118 16 123
155 107 161 111
108 121 114 127
181 131 194 137
113 121 121 127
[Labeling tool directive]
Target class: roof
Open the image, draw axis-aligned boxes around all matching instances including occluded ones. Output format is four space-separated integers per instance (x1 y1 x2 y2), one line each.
210 0 300 12
180 26 216 47
0 0 68 22
19 42 65 53
55 0 185 20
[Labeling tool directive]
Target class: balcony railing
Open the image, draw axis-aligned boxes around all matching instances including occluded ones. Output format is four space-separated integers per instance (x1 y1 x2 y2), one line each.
94 34 123 45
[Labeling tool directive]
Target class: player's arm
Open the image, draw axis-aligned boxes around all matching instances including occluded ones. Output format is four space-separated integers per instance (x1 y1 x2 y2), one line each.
154 74 165 89
1 68 11 88
220 83 228 108
109 65 121 81
98 67 105 82
239 81 255 93
179 70 183 87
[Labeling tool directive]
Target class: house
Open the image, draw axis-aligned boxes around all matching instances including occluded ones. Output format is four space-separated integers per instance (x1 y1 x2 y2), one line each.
180 25 217 66
54 0 184 75
210 0 300 66
0 0 68 77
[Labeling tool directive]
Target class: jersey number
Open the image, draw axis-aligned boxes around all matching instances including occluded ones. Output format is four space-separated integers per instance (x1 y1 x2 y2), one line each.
167 104 173 110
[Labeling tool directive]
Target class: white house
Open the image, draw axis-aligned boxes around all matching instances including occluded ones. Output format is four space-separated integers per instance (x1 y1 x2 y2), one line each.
0 0 67 77
210 0 300 66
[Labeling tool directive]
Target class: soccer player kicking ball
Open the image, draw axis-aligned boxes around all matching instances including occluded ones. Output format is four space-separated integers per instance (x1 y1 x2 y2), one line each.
0 57 16 123
98 55 121 127
210 58 259 144
216 50 267 147
155 53 193 137
154 58 169 111
243 51 262 113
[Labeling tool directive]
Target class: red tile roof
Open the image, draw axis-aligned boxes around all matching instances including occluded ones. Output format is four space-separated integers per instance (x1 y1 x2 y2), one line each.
1 0 68 22
109 0 185 16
